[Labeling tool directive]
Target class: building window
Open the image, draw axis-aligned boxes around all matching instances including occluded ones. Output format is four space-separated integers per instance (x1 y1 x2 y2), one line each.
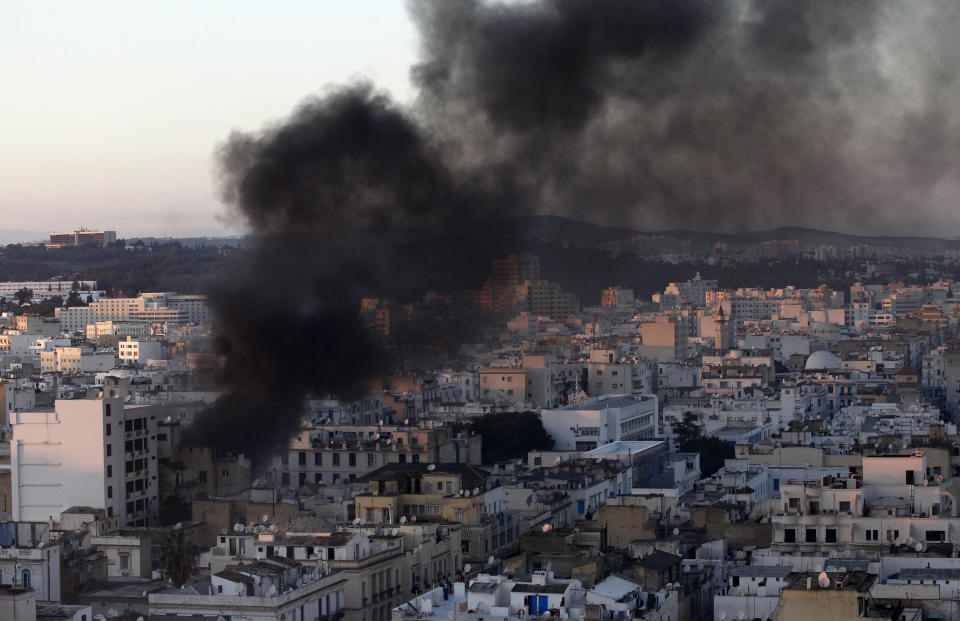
20 569 30 589
199 471 207 483
107 486 113 499
107 465 112 478
839 501 851 513
825 529 837 543
333 454 340 466
349 453 357 467
926 530 946 542
298 452 306 466
784 529 796 543
106 444 112 457
119 552 129 569
315 453 322 466
106 424 111 436
368 454 375 466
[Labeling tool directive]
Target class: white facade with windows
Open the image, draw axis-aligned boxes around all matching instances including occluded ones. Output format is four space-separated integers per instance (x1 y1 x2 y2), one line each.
540 394 658 451
11 398 158 526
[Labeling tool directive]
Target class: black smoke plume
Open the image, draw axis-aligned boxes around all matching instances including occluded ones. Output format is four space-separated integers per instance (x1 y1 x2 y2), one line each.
411 0 960 235
190 85 513 456
195 0 960 455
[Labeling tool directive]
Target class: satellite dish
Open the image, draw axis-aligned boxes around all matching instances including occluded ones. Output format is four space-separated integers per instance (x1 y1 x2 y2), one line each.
234 523 244 532
906 536 914 545
916 543 924 552
268 584 278 596
392 528 399 536
818 572 830 588
464 563 472 574
542 524 553 533
488 555 496 565
263 514 270 522
427 464 436 471
269 524 278 532
400 516 407 524
473 487 480 496
672 528 680 537
736 612 745 621
410 516 417 523
354 518 363 525
719 613 726 621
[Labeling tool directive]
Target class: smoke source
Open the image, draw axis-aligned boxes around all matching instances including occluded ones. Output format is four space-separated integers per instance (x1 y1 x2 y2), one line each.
194 0 960 455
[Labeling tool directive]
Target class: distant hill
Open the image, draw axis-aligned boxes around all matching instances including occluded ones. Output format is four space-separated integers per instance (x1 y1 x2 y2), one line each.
48 215 960 253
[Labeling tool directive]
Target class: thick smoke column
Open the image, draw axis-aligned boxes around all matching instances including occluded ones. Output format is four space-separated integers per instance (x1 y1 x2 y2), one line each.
192 85 502 456
411 0 960 234
197 0 960 455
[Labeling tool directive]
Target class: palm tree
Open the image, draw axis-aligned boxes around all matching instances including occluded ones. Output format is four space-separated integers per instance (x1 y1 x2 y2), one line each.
160 530 199 587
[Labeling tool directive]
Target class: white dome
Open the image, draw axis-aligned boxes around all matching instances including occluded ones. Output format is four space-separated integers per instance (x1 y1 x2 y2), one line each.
805 350 840 371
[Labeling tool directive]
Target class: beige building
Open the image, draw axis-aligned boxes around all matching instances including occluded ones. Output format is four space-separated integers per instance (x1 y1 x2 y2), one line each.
478 367 527 406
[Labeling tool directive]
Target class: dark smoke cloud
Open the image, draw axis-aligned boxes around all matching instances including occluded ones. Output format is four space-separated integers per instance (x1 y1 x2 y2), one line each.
196 0 960 455
411 0 960 235
192 85 515 456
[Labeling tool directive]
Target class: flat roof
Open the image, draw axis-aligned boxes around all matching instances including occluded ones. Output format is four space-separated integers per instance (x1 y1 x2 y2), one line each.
730 566 793 578
555 394 653 411
586 441 665 455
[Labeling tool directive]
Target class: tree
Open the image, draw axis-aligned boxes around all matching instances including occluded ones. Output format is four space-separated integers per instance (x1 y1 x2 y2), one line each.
467 411 553 463
673 412 734 478
159 530 199 587
678 436 734 478
13 288 32 305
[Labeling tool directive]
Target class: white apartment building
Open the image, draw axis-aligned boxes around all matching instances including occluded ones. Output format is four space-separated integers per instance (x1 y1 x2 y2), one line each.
772 453 955 554
11 398 159 526
540 394 658 451
0 280 98 301
118 337 163 365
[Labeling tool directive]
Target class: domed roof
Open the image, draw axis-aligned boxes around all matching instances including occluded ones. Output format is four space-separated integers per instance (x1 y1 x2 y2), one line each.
805 350 841 371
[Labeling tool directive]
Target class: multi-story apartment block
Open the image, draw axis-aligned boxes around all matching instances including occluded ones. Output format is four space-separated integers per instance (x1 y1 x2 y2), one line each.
117 336 163 365
11 398 159 526
540 394 658 451
478 367 527 406
270 423 481 489
772 453 954 554
0 280 98 301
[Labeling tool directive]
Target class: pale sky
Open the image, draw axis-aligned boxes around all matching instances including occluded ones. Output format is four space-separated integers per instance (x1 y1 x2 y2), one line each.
0 1 417 238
